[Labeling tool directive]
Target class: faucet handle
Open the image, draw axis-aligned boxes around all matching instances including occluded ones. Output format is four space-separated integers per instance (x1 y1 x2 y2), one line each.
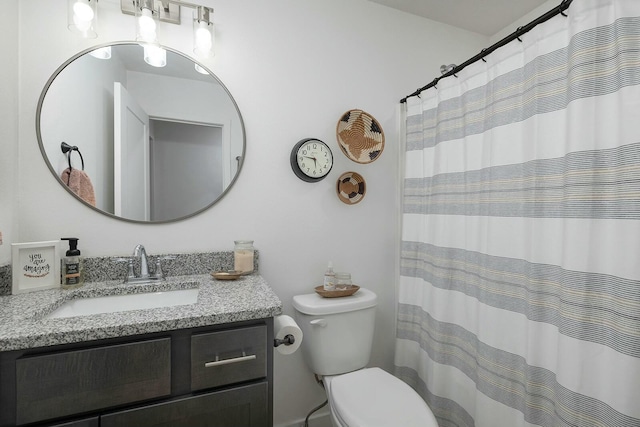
152 259 164 279
114 257 135 282
152 256 176 279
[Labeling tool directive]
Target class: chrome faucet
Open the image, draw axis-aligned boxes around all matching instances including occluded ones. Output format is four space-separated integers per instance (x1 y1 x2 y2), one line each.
117 244 165 284
133 244 150 279
115 245 173 284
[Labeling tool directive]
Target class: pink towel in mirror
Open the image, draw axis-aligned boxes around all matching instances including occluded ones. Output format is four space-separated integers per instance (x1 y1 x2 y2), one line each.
60 168 96 207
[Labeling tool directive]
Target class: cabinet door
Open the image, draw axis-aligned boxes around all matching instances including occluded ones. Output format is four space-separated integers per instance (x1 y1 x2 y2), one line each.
16 338 171 425
101 382 269 427
45 416 99 427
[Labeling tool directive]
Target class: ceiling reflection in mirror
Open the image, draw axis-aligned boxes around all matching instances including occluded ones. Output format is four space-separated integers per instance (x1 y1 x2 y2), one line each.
37 43 245 223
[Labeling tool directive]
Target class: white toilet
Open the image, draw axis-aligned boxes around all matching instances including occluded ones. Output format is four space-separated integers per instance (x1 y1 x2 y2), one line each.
293 287 438 427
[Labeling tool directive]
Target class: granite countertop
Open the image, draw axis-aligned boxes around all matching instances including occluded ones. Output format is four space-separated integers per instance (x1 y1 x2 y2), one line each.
0 274 282 352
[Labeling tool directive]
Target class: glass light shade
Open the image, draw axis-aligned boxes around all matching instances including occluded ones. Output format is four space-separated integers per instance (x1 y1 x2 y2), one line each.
193 8 214 58
144 45 167 67
89 46 112 59
136 0 159 45
68 0 98 39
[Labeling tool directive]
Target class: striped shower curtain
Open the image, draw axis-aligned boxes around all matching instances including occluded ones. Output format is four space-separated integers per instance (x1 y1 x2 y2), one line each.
395 1 640 426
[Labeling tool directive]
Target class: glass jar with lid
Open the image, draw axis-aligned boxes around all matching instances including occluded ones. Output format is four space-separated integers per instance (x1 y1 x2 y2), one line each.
335 272 352 290
234 240 254 274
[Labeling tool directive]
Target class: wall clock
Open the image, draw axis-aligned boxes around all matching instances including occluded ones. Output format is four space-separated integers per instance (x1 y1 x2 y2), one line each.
290 138 334 182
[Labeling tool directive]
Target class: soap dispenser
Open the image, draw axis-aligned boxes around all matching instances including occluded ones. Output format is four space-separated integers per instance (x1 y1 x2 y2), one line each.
61 237 84 289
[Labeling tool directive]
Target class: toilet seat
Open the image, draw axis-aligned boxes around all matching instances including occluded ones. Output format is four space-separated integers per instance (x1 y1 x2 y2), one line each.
324 367 438 427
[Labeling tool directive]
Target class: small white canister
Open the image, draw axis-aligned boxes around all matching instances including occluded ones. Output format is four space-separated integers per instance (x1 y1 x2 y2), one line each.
335 272 352 290
234 240 255 274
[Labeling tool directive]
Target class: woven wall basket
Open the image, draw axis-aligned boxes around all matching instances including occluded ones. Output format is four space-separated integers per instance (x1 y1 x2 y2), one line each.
336 171 366 205
336 109 385 164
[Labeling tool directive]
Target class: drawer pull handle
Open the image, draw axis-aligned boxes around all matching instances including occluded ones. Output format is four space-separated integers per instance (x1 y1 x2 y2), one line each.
204 354 256 368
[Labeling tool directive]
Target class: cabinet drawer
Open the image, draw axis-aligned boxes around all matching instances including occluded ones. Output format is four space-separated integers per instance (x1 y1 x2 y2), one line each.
101 382 268 427
16 338 171 425
191 325 266 390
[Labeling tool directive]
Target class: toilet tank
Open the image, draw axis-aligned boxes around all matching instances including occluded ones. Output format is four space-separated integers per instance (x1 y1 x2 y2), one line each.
292 288 377 376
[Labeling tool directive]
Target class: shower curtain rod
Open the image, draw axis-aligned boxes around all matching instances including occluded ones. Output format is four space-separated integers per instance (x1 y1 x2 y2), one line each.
400 0 573 103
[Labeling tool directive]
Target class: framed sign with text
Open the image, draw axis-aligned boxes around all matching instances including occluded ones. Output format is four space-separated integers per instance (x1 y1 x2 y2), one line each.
11 240 61 294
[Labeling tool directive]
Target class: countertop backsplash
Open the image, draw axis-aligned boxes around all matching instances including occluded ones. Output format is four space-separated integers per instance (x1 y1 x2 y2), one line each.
0 265 11 296
0 250 259 296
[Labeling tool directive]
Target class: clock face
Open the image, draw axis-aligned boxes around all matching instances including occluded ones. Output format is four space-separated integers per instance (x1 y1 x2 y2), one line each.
290 138 333 182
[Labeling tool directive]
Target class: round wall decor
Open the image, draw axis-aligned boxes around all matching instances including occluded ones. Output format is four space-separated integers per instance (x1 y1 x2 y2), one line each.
336 109 384 164
290 138 333 182
336 171 366 205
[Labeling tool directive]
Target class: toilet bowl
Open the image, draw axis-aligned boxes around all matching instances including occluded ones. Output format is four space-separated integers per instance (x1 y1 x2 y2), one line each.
323 368 438 427
292 287 437 427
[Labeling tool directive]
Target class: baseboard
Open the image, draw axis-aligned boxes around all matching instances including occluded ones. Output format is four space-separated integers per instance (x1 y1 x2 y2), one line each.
276 410 332 427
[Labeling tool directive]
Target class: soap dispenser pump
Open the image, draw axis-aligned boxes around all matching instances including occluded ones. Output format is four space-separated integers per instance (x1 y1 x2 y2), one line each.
61 237 84 289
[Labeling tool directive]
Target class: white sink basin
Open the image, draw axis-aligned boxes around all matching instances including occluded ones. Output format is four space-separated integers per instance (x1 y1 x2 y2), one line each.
45 288 199 319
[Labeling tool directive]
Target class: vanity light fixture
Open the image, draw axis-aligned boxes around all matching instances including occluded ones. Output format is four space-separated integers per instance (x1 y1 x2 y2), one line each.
193 6 214 58
67 0 98 39
68 0 216 63
122 0 215 59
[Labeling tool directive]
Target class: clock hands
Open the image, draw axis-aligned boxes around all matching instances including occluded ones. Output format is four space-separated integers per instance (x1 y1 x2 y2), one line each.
303 155 317 167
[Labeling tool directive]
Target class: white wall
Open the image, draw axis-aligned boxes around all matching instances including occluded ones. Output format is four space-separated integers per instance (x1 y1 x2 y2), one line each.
4 0 487 425
0 1 19 264
490 0 560 42
40 51 127 213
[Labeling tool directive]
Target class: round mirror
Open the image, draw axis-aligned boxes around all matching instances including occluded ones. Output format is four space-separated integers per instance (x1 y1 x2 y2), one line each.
37 42 245 223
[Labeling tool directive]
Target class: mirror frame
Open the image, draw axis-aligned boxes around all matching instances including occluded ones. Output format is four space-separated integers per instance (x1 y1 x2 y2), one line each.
36 41 246 224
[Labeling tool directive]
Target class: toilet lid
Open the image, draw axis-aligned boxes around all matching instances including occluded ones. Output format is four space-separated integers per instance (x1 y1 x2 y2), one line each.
329 368 438 427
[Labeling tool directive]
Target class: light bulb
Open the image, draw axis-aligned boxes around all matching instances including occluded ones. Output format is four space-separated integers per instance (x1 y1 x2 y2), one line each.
73 1 94 21
193 7 214 58
195 23 213 52
68 0 97 38
138 8 157 43
139 9 156 32
73 13 92 32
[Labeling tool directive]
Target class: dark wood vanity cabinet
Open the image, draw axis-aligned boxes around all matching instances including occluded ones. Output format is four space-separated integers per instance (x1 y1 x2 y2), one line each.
15 338 172 425
0 319 273 427
100 383 267 427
